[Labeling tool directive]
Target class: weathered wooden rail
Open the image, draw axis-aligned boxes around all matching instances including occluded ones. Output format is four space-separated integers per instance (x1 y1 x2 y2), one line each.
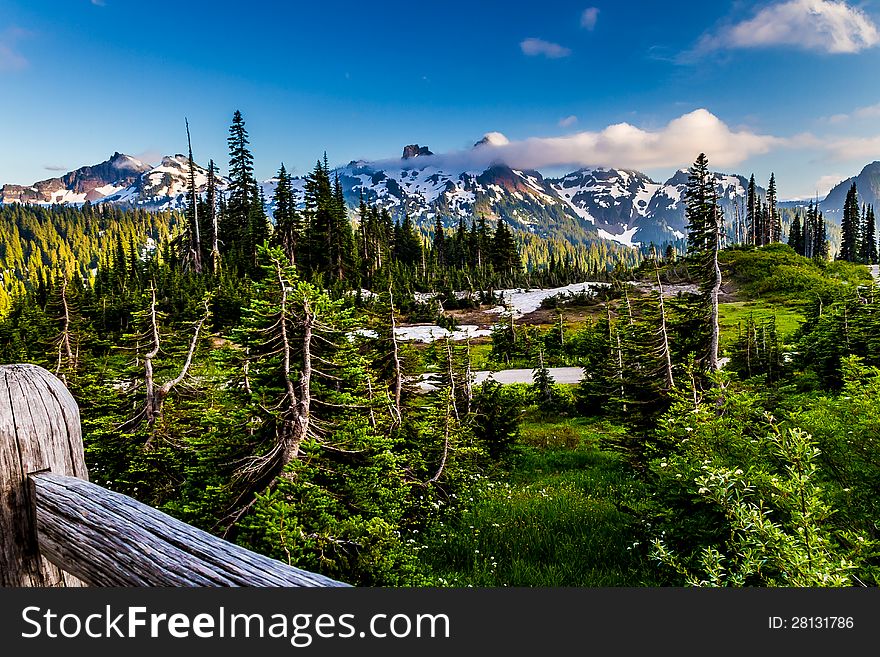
0 363 348 587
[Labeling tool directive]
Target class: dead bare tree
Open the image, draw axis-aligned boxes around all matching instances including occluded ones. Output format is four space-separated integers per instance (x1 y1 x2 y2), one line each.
140 283 209 444
652 249 675 390
207 159 221 275
184 118 203 274
444 337 460 422
388 287 403 425
429 389 452 484
708 202 722 371
55 278 76 383
223 258 318 531
608 305 626 412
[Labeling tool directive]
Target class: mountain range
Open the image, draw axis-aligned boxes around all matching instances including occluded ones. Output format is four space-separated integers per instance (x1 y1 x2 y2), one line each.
4 144 879 248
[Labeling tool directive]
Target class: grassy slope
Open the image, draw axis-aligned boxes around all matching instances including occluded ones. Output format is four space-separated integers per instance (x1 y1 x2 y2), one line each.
421 246 874 587
421 416 661 586
717 245 871 347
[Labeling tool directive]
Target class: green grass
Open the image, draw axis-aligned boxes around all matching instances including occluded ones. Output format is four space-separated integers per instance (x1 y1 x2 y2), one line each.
420 416 661 586
719 300 805 347
469 343 494 370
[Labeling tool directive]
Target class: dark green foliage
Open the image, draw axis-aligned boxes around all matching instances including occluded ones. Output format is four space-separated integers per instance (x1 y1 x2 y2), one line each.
270 163 301 265
838 183 860 262
859 204 877 265
471 380 521 460
787 212 803 255
728 313 783 381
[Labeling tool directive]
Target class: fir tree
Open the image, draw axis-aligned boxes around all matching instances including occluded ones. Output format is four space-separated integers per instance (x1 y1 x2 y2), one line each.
767 173 780 243
746 174 757 246
432 216 446 266
839 183 859 262
491 218 521 278
271 163 300 266
684 153 723 371
222 110 257 271
860 204 877 265
788 212 803 255
205 159 221 274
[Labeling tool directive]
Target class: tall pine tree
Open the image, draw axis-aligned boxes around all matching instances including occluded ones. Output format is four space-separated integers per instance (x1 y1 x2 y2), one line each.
839 183 859 262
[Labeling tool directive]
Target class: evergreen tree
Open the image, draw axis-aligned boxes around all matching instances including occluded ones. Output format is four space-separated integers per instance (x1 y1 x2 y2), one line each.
303 156 334 277
815 210 829 261
788 212 803 255
271 163 300 265
180 118 203 274
205 159 221 274
746 174 757 246
839 183 860 262
432 216 446 266
491 218 521 279
222 110 257 271
394 214 422 267
330 173 356 282
685 153 716 254
860 204 877 265
767 173 780 243
684 153 723 371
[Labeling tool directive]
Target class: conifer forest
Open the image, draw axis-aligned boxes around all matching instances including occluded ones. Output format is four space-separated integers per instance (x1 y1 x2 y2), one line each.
2 111 879 588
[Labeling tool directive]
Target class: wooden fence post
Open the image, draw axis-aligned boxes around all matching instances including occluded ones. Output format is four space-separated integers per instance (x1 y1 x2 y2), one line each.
0 363 87 587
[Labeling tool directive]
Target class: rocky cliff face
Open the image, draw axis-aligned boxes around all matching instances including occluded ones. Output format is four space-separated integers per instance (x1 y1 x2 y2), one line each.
1 153 152 205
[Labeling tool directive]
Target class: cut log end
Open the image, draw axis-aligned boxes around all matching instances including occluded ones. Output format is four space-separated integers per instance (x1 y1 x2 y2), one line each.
0 363 87 586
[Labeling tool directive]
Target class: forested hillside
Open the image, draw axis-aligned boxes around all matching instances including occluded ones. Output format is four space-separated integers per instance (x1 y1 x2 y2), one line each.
1 116 878 587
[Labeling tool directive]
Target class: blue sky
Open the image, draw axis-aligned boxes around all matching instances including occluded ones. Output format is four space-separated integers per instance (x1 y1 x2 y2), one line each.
3 0 880 198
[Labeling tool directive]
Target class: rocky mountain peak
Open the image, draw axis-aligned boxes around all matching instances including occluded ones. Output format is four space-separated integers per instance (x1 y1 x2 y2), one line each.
402 144 433 160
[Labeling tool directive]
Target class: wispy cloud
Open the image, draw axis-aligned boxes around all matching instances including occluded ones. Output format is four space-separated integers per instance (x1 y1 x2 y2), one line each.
0 27 30 72
132 150 163 166
580 7 600 31
558 115 579 128
815 174 847 196
371 109 786 173
43 164 69 172
823 135 880 161
689 0 879 57
825 101 880 124
91 0 107 6
520 38 572 59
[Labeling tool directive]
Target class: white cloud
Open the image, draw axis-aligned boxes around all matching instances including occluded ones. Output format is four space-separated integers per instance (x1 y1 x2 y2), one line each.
520 38 572 58
132 150 163 166
823 102 880 124
580 7 600 30
91 0 107 6
694 0 879 55
854 103 880 119
0 27 29 72
815 174 847 196
558 115 578 128
43 164 69 172
475 132 510 147
824 135 880 160
373 109 785 173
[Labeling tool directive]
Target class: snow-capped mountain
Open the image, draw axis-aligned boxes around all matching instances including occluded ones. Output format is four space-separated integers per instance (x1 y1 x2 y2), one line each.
0 143 825 248
635 169 755 245
1 152 151 205
550 168 661 245
102 155 229 209
1 153 229 210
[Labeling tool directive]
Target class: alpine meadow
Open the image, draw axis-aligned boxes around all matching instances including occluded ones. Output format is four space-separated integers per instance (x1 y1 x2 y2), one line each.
2 0 880 590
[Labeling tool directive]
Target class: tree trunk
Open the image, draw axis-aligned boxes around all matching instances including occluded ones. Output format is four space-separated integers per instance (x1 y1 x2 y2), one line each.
55 278 75 382
389 288 403 425
654 255 675 389
709 207 722 371
0 364 87 586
